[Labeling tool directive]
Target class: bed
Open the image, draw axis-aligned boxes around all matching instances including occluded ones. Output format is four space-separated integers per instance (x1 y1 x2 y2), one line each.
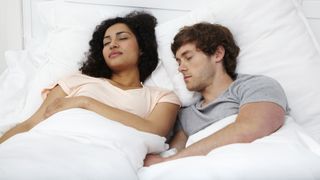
1 0 320 179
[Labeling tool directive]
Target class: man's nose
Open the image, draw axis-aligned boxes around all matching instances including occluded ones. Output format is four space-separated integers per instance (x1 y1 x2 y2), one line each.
178 62 187 72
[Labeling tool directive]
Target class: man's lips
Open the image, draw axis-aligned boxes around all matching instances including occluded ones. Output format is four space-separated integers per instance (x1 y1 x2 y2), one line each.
183 75 191 81
109 51 122 58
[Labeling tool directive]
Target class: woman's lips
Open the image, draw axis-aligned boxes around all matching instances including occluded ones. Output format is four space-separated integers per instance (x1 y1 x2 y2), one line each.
109 51 122 58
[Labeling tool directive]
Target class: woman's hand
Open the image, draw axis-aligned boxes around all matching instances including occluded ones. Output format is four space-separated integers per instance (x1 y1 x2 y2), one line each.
44 96 89 118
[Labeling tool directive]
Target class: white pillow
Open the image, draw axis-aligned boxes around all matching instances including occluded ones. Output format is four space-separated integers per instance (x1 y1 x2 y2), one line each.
155 6 218 106
156 0 320 142
0 49 53 135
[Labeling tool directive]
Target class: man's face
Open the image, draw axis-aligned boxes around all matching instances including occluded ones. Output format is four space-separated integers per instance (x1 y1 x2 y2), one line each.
175 43 217 92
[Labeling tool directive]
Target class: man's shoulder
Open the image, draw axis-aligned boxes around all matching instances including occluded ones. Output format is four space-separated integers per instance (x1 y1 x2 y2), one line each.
236 73 275 81
235 73 280 87
230 74 285 98
179 101 200 114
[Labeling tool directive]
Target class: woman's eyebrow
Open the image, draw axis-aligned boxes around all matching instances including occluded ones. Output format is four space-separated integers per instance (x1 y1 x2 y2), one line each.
104 31 131 39
116 31 131 36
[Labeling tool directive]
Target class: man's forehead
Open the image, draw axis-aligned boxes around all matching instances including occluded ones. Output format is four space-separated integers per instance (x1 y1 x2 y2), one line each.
177 43 197 56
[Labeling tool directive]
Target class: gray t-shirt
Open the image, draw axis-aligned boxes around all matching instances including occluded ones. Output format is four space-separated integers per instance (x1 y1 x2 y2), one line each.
178 74 290 136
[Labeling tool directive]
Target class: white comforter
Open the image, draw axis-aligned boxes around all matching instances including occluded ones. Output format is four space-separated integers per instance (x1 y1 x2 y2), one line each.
138 115 320 180
0 108 168 180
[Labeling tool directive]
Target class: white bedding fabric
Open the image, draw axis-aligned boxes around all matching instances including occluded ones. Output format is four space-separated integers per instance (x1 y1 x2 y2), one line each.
1 0 320 179
0 108 168 180
138 115 320 180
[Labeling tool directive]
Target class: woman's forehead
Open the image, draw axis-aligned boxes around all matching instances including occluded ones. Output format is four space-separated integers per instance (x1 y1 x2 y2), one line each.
104 23 132 36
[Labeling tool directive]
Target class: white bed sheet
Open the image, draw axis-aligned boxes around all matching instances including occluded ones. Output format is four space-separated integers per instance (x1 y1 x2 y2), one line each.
139 116 320 180
0 108 168 179
1 0 320 179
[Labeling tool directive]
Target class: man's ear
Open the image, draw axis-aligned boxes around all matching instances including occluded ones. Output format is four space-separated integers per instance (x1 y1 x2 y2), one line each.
214 45 225 62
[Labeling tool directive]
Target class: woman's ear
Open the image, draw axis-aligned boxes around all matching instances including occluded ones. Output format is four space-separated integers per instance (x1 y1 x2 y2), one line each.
214 45 225 62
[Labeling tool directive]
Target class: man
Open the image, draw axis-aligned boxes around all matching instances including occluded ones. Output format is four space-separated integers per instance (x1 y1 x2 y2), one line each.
144 22 289 166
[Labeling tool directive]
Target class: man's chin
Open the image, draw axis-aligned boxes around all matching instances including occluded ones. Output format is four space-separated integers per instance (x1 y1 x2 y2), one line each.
186 85 194 91
184 81 196 91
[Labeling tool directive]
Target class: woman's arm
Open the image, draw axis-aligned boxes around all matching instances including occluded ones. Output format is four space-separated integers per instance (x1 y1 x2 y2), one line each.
45 96 180 137
0 85 67 143
87 98 180 136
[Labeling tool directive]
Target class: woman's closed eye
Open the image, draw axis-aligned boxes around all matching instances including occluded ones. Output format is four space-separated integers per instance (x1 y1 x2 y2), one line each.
103 37 129 46
103 41 111 47
118 35 129 41
103 37 111 47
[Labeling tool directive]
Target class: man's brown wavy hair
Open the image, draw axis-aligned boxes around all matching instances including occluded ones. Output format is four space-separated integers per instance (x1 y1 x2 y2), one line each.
171 22 240 80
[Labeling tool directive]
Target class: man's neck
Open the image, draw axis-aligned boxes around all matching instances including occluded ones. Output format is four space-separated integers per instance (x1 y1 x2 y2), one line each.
201 73 234 106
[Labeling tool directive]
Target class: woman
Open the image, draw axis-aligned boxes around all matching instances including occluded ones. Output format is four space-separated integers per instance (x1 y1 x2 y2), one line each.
0 11 180 179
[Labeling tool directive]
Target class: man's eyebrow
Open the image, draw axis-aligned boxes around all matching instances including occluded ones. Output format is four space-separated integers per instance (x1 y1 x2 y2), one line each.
175 50 192 61
104 31 131 39
181 50 192 57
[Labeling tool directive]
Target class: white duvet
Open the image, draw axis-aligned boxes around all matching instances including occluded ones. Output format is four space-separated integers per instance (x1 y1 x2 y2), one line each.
1 110 320 180
138 115 320 180
0 108 168 180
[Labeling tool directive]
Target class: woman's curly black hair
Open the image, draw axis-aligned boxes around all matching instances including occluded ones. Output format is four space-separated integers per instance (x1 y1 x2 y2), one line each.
171 22 240 80
79 11 159 82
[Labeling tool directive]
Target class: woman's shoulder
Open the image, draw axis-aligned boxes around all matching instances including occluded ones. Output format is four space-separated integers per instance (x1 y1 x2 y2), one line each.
64 72 102 82
144 85 173 94
144 85 181 105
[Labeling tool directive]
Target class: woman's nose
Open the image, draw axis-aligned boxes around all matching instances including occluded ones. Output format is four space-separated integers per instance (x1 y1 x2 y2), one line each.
109 41 119 49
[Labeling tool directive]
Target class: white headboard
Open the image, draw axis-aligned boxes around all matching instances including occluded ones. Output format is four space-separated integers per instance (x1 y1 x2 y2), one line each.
21 0 320 49
21 0 210 49
302 0 320 42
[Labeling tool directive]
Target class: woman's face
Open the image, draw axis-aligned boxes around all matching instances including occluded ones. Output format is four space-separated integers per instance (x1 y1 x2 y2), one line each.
102 23 140 72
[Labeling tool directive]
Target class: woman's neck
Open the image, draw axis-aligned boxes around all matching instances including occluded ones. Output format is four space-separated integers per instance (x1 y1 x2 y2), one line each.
110 71 142 90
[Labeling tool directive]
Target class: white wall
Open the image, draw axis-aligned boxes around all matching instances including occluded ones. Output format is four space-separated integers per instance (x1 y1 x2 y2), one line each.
0 0 23 73
302 0 320 43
